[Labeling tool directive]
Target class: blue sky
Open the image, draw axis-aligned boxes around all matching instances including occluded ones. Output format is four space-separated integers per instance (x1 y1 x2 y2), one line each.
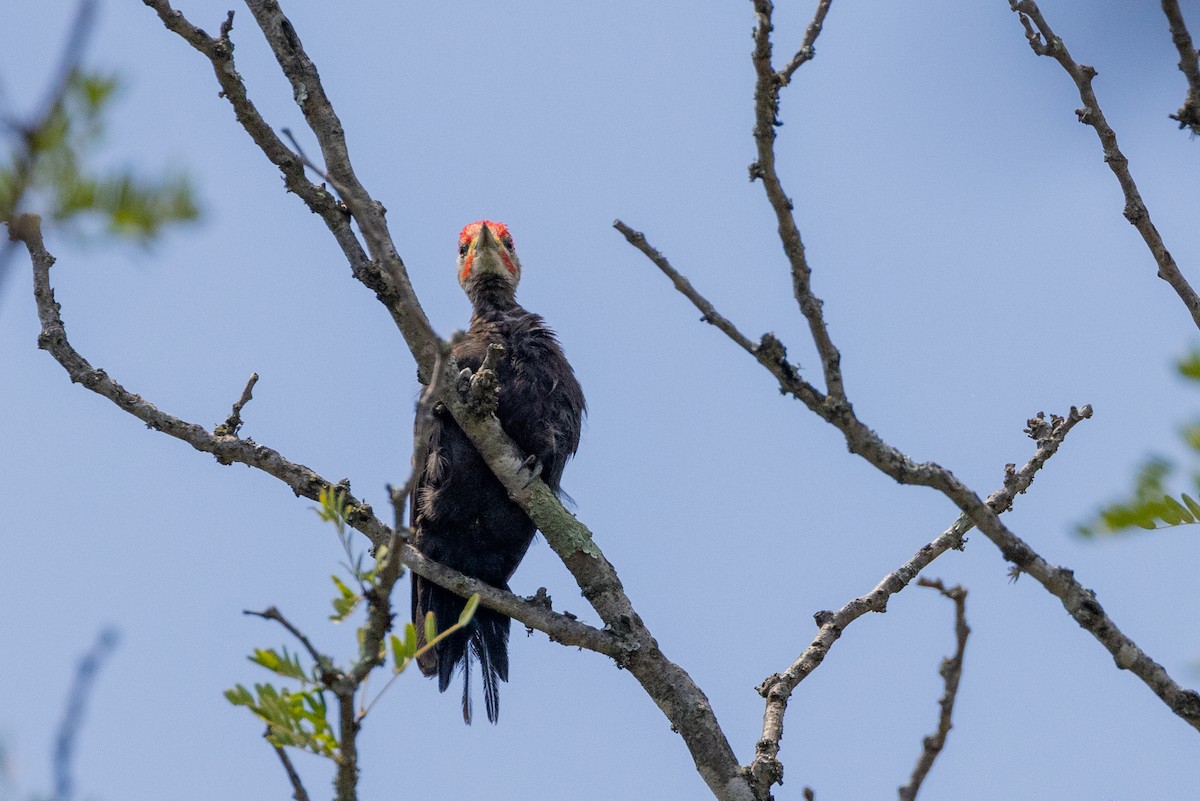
4 1 1200 799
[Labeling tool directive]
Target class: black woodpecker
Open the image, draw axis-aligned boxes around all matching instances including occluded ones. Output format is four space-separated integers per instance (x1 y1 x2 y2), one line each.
411 220 586 724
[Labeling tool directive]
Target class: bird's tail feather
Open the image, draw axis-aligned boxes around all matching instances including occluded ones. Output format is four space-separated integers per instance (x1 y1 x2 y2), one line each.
413 576 510 724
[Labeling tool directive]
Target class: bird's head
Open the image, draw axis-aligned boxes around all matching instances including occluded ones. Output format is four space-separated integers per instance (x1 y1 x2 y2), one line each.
457 220 521 291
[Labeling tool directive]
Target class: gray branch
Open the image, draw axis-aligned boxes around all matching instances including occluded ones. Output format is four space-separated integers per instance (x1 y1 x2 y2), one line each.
52 626 118 801
623 212 1200 756
750 407 1087 790
898 579 970 801
141 0 441 379
620 2 1200 757
1161 0 1200 134
141 3 759 798
1008 0 1200 329
8 212 616 661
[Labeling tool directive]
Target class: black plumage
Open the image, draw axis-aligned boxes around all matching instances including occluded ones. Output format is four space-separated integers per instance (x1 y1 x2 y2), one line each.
411 221 585 724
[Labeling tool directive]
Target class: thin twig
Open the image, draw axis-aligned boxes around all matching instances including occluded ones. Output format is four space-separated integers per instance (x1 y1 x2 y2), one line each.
9 213 618 660
625 10 1200 748
750 0 845 401
215 372 259 437
778 0 833 84
280 127 350 199
52 627 118 801
1162 0 1200 134
0 0 99 297
1009 0 1200 329
750 407 1086 791
898 579 969 801
615 221 760 354
245 606 327 667
268 733 312 801
141 0 441 378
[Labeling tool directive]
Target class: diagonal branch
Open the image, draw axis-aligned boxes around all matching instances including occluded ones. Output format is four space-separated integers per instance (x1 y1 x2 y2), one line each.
750 0 844 401
14 207 748 797
0 0 99 298
52 626 118 801
8 213 616 662
749 407 1087 792
141 4 759 796
898 579 969 801
141 0 441 378
1162 0 1200 134
428 349 756 801
621 218 1200 761
1008 0 1200 329
269 735 312 801
777 0 833 85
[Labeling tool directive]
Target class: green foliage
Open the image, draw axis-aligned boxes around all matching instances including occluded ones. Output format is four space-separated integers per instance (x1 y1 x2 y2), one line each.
386 594 480 677
1 70 199 241
329 573 362 622
314 484 386 589
226 484 481 757
249 647 311 683
224 683 338 759
1079 349 1200 535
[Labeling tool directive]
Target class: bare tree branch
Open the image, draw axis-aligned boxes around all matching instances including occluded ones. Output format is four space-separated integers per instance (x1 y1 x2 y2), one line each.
776 0 833 85
268 734 312 801
898 579 969 801
245 606 329 670
7 212 617 662
750 0 845 401
750 407 1087 792
52 626 118 801
1008 0 1200 329
140 0 441 378
1162 0 1200 134
0 0 99 297
621 0 1200 747
626 209 1200 739
215 372 259 438
138 4 762 795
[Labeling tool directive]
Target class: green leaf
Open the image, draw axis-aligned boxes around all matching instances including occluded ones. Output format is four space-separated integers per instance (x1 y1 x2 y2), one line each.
389 634 404 670
224 684 254 706
329 574 362 622
73 72 119 113
424 611 437 646
1182 493 1200 520
458 593 481 626
249 647 307 681
403 622 417 658
1162 496 1194 525
1178 349 1200 381
226 682 339 760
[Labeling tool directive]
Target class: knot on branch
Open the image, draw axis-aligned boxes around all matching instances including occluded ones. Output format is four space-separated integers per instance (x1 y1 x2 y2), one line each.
1171 690 1200 722
1024 406 1092 449
748 752 784 794
1123 200 1147 223
755 673 783 699
215 372 260 439
1170 102 1200 135
756 332 797 380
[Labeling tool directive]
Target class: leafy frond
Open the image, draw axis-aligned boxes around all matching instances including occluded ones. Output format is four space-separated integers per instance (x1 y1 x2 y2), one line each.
224 683 339 760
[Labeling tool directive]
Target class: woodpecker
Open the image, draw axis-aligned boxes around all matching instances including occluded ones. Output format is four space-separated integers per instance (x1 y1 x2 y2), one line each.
410 220 585 724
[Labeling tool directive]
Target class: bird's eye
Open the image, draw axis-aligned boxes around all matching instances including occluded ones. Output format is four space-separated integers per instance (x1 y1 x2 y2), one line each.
501 235 514 251
458 242 469 256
